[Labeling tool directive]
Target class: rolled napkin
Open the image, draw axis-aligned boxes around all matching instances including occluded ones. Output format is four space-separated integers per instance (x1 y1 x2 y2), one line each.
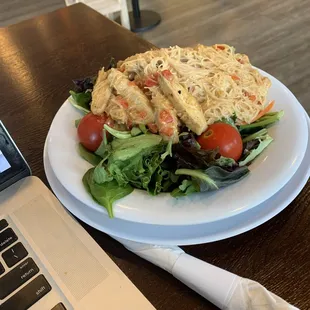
113 237 298 310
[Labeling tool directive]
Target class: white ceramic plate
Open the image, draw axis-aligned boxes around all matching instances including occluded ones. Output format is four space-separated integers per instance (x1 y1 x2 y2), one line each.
43 112 310 245
47 69 308 225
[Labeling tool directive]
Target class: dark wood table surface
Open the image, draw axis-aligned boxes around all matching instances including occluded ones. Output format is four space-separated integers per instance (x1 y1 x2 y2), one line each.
0 4 309 309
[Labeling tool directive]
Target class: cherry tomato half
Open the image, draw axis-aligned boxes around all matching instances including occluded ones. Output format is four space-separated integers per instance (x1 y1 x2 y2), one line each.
77 113 112 152
197 123 243 161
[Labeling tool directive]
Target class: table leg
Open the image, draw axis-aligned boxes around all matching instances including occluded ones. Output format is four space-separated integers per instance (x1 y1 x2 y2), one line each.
116 0 161 33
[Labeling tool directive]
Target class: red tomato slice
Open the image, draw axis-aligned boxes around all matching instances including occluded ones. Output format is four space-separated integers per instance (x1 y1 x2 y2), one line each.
197 123 243 161
138 110 147 119
116 96 129 109
145 78 158 87
77 113 111 152
159 110 174 123
147 123 158 133
161 70 173 81
160 127 174 137
145 73 159 87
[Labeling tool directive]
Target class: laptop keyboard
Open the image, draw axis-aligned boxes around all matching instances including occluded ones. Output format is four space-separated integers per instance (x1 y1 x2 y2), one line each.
0 219 67 310
2 242 28 267
0 258 40 299
0 228 18 252
0 220 8 231
0 275 51 310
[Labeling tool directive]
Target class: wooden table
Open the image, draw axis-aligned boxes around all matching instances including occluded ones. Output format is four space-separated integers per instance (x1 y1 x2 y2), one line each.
0 4 309 309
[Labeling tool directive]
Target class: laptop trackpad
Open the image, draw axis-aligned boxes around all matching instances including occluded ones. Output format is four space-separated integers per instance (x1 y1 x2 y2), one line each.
13 195 109 301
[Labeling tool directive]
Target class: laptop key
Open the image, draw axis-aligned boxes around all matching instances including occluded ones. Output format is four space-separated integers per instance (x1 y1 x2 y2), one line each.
0 263 4 275
0 228 17 252
2 242 28 267
0 220 8 232
0 257 39 299
0 275 51 310
51 303 67 310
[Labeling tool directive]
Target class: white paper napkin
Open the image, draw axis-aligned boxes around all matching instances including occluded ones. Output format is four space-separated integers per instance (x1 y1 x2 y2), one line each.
113 237 299 310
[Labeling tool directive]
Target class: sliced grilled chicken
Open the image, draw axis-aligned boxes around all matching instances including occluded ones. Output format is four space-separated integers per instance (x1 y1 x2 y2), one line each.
158 71 207 135
91 69 112 115
150 87 179 143
107 68 155 125
105 94 129 124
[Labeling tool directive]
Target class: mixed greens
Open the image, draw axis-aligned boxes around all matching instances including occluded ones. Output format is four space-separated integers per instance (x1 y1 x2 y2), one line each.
70 76 283 218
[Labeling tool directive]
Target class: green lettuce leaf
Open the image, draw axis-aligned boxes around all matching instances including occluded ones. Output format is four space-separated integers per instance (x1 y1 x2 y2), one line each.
175 166 250 192
239 111 284 134
139 124 148 133
161 140 173 160
175 169 218 191
169 133 219 170
242 128 268 143
149 166 179 195
78 143 101 166
69 90 91 114
110 133 162 162
104 124 132 139
130 127 142 137
171 179 200 197
75 118 81 128
216 116 238 130
215 156 236 168
239 134 273 166
95 130 111 159
93 160 113 184
108 144 166 191
82 168 133 218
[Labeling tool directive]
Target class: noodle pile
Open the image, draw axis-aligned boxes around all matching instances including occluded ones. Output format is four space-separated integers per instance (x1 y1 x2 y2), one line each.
118 44 271 125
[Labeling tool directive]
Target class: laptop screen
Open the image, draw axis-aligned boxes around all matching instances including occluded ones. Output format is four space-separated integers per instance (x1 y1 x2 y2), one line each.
0 150 11 173
0 122 31 191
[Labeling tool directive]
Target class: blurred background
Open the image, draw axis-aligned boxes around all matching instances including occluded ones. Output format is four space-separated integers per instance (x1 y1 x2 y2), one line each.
0 0 309 113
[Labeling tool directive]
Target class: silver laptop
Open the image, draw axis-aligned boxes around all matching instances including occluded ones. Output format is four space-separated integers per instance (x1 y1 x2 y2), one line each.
0 121 154 310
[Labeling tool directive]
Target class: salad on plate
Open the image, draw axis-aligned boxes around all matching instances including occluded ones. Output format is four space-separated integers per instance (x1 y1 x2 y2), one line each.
69 44 283 217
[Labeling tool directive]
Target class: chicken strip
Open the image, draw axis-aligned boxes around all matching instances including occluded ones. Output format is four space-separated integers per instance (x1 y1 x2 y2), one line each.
158 71 207 135
150 87 179 143
91 69 112 115
105 94 129 124
107 68 155 125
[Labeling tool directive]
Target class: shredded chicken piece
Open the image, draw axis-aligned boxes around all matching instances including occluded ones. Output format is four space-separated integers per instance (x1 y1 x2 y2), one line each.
105 94 128 124
91 69 112 115
150 87 179 143
158 72 207 135
107 69 155 125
